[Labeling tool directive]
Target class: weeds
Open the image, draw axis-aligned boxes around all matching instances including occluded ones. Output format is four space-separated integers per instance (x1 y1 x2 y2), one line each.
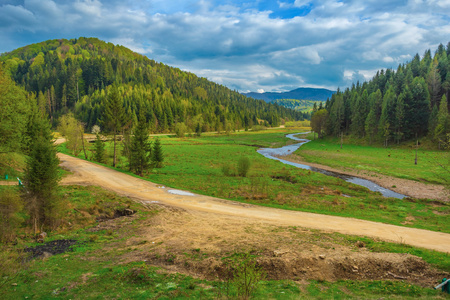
218 253 266 299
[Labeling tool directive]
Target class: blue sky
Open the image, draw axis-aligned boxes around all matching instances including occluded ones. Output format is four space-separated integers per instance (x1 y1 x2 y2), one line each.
1 0 450 92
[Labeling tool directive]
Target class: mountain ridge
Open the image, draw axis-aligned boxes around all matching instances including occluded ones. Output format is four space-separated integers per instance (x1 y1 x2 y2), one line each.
243 87 335 102
0 37 305 131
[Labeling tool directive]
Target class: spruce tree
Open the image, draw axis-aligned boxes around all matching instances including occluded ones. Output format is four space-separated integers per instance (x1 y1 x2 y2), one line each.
435 95 449 149
151 137 164 168
101 85 126 167
23 107 60 233
93 133 106 163
129 112 152 176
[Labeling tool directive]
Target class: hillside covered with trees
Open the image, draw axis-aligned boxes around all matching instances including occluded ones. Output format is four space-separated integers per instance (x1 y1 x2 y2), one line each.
315 43 450 148
0 37 303 133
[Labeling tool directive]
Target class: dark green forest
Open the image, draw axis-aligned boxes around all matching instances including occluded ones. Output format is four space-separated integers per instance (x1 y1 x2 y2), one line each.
273 99 324 113
319 43 450 147
0 37 303 133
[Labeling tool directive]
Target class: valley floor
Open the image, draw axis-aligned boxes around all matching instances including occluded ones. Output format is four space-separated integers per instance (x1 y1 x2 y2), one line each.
58 153 450 253
282 154 448 201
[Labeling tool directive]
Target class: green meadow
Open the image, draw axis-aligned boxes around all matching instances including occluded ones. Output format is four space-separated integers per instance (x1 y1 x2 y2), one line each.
0 185 447 299
296 133 450 185
58 129 450 233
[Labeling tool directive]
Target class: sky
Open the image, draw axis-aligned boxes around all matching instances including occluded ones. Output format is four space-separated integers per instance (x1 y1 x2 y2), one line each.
1 0 450 93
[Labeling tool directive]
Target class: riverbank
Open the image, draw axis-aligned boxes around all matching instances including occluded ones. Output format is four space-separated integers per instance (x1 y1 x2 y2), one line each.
282 154 448 201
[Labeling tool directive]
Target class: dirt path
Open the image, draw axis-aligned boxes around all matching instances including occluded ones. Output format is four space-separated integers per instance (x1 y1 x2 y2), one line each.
58 153 450 253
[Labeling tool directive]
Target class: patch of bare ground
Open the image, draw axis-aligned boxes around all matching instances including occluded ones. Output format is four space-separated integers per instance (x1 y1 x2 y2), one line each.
93 205 448 288
283 154 448 201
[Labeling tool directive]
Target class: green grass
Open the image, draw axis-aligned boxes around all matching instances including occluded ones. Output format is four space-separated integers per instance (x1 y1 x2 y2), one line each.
57 130 450 234
295 135 450 185
0 152 26 181
1 185 447 299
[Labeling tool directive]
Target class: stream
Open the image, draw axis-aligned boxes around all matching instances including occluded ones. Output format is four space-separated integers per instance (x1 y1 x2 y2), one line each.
257 133 406 199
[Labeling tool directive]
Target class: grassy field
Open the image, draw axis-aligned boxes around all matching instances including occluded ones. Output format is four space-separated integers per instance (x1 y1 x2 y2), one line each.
0 185 448 299
57 129 450 234
295 133 450 185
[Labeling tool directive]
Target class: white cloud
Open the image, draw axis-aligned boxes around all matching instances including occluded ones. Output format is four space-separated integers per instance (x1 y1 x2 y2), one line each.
1 0 449 92
73 0 103 17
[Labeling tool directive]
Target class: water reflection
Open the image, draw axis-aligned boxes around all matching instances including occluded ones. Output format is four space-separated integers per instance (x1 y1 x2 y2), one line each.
257 133 406 199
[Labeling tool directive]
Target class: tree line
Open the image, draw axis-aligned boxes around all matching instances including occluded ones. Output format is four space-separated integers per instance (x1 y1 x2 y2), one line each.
312 42 450 148
0 63 60 239
1 37 304 133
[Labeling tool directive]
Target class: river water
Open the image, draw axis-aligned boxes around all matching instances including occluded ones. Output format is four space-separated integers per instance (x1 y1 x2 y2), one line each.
257 133 406 199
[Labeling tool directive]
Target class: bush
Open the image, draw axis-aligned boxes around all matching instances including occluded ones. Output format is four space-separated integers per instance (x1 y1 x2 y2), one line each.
237 157 251 177
0 188 23 242
175 122 188 138
220 253 266 300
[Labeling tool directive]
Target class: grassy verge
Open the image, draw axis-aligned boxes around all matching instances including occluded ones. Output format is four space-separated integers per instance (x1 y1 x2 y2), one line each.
0 152 26 181
0 185 447 299
295 134 450 185
58 130 450 234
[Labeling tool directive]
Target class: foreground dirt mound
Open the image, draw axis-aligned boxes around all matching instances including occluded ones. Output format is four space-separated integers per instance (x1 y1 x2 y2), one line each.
99 206 448 288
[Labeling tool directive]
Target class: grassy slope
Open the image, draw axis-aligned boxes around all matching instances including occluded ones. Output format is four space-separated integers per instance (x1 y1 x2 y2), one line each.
0 185 447 299
58 129 450 234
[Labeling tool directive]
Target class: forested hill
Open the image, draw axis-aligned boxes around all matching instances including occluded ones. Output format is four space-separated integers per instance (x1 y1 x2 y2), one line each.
243 87 335 102
321 42 450 147
0 37 304 133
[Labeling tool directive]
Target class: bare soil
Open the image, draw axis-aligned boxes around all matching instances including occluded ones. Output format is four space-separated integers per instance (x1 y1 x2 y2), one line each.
56 153 450 287
58 153 450 253
90 206 448 288
282 154 448 201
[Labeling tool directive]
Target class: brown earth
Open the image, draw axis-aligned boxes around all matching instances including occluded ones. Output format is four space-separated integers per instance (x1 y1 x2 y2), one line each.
87 204 448 288
282 154 448 201
58 153 450 254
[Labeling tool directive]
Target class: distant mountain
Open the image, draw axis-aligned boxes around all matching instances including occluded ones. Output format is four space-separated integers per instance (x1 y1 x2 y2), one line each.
0 37 304 131
243 87 335 102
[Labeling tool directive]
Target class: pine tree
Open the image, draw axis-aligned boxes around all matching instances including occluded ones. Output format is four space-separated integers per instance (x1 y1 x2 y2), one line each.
101 85 126 167
129 111 152 176
394 93 406 144
23 109 60 233
151 137 164 168
435 95 449 149
378 87 396 146
93 133 106 163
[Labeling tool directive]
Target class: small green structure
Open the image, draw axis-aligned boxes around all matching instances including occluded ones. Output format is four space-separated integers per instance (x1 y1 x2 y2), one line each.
435 278 450 294
5 174 8 180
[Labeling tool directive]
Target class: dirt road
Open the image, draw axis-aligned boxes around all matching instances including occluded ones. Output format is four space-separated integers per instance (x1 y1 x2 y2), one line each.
58 153 450 253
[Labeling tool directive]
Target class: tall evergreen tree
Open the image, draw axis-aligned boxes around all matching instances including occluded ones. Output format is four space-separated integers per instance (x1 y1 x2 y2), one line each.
435 94 449 149
394 93 406 144
378 87 396 146
129 111 152 176
151 137 164 168
93 133 106 163
408 77 430 137
101 85 126 167
23 106 60 233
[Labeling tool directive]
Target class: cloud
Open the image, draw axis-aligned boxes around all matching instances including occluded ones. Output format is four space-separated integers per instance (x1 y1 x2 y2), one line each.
1 0 449 92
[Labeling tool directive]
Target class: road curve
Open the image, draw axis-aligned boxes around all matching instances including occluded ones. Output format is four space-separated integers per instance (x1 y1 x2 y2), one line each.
58 153 450 253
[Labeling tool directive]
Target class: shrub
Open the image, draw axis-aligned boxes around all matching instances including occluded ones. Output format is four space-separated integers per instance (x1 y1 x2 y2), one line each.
237 157 251 177
220 253 266 300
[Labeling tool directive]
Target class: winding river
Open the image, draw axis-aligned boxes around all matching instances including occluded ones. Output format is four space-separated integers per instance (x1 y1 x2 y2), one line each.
257 133 406 199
